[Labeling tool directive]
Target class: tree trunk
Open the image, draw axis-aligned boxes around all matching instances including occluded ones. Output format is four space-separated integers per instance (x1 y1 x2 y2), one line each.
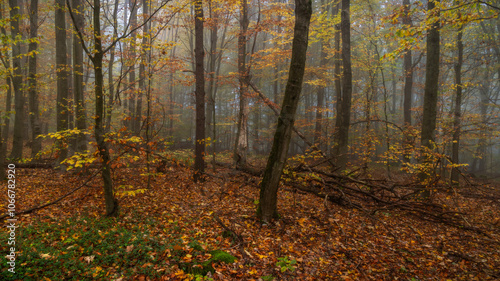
234 0 249 168
206 1 218 168
9 0 25 160
72 0 87 152
257 0 312 223
314 38 327 147
92 0 118 216
106 0 119 132
450 24 463 184
136 0 150 134
1 2 12 159
128 1 137 133
420 0 440 185
193 0 205 182
55 0 69 165
28 0 41 157
333 0 352 169
402 0 413 162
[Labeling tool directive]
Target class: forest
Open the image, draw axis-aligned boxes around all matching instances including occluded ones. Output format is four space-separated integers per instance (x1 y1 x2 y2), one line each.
0 0 499 280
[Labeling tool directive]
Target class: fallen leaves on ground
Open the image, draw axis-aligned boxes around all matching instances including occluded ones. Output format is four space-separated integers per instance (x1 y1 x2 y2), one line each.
1 165 499 280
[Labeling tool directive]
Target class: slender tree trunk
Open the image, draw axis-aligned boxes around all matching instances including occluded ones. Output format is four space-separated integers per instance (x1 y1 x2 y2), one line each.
450 24 463 184
106 0 119 132
402 0 413 162
9 0 25 160
333 2 341 154
128 1 137 133
92 0 118 216
72 0 87 152
234 0 249 168
314 39 327 146
206 1 218 168
193 0 205 182
55 0 69 165
28 0 41 157
136 0 149 134
334 0 352 169
0 2 11 159
66 12 74 133
258 0 312 223
420 0 440 187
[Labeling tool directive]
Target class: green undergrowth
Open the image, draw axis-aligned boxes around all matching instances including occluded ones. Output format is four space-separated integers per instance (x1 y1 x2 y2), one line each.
0 216 236 280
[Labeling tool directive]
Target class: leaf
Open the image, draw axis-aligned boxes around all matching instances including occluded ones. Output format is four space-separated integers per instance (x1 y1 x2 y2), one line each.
126 245 134 253
84 255 95 264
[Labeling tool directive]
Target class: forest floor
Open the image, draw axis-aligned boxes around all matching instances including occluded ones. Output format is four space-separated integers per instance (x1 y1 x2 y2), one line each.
1 158 500 280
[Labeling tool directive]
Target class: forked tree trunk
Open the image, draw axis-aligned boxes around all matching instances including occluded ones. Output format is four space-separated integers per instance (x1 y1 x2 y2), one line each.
234 0 249 168
257 0 312 223
92 0 118 216
193 0 206 182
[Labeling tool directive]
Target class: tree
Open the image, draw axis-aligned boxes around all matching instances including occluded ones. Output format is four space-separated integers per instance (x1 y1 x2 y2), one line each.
193 0 206 182
234 0 249 168
450 23 463 184
128 0 138 134
420 0 440 185
257 0 312 223
402 0 413 162
0 1 13 159
9 0 25 160
106 0 119 133
28 0 41 157
55 0 69 165
136 0 150 135
72 0 87 152
333 0 352 170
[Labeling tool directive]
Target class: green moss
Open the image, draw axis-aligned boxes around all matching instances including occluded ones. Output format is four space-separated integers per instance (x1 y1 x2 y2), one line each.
210 250 236 264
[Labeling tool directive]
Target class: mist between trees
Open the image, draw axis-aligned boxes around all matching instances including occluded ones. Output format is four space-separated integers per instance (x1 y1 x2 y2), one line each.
0 0 499 215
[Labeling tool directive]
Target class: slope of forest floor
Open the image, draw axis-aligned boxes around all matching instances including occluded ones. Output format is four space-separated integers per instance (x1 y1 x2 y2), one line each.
1 163 499 280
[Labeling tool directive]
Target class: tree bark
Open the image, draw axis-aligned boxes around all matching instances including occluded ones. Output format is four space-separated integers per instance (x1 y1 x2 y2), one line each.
136 0 150 134
72 0 87 152
28 0 41 157
402 0 413 162
106 0 119 132
420 0 440 184
193 0 205 182
55 0 69 165
450 24 463 184
128 0 138 133
333 0 352 169
1 2 12 159
234 0 249 168
257 0 312 223
92 0 118 216
9 0 25 160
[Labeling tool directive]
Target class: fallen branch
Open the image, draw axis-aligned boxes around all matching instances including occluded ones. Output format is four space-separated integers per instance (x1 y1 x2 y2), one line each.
0 169 100 221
